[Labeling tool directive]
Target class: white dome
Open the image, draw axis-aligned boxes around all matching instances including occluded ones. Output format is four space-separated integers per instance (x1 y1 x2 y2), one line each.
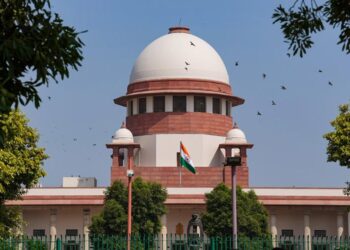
225 127 247 144
112 127 134 144
130 27 229 84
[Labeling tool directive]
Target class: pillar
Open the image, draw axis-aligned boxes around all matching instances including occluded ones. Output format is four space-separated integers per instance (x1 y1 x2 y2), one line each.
304 214 311 250
112 147 120 167
337 213 344 240
50 209 57 250
160 214 167 250
83 209 91 250
270 215 277 247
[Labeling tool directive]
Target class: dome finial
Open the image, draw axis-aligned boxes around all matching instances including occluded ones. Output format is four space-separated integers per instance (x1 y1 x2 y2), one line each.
121 122 126 128
233 122 239 129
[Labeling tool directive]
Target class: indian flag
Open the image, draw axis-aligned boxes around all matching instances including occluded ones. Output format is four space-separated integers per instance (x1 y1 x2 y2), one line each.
180 142 196 174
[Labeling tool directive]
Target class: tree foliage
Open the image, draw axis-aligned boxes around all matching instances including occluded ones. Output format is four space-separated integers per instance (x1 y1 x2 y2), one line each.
0 0 85 113
90 177 167 236
323 104 350 168
0 110 47 202
323 104 350 195
0 110 47 238
0 205 22 239
202 183 269 238
273 0 350 57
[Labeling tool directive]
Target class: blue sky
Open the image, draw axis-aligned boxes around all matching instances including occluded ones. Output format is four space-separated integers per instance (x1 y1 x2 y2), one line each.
23 1 350 187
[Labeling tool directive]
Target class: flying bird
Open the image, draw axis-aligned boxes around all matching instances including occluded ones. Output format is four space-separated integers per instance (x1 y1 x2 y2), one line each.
48 96 51 100
272 101 276 105
235 61 239 66
92 143 96 146
73 138 77 141
184 67 188 71
185 61 190 66
286 53 291 58
257 111 262 116
281 85 287 90
318 69 323 73
262 73 266 79
190 41 196 46
328 81 333 86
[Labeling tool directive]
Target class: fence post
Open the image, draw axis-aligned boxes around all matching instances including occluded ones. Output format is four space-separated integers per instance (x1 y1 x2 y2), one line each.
56 238 61 250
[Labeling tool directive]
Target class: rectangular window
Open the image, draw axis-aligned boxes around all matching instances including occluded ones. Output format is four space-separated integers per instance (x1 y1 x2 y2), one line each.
225 100 231 116
212 98 221 114
128 100 134 116
153 96 165 112
33 229 45 237
138 97 146 114
194 96 206 112
173 96 186 112
314 230 326 237
66 229 78 236
281 229 294 237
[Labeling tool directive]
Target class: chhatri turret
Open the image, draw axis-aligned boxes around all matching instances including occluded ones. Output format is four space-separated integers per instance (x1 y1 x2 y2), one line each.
110 27 252 188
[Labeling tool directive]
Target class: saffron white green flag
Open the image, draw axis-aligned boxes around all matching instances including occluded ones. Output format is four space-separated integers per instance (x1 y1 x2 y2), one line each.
180 142 196 174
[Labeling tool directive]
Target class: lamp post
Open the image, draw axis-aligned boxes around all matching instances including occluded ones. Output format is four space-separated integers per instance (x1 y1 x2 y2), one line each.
225 155 241 250
106 124 140 250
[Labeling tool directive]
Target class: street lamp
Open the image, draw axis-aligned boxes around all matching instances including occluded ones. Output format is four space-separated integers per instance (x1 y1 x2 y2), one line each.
219 124 254 250
106 123 140 250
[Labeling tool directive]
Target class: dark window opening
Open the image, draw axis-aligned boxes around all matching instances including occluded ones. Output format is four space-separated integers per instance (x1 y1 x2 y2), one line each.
194 96 206 112
128 100 134 116
314 230 326 237
138 98 146 114
33 229 45 237
66 229 78 236
212 98 221 114
153 96 165 112
281 229 294 237
173 96 186 112
225 100 231 116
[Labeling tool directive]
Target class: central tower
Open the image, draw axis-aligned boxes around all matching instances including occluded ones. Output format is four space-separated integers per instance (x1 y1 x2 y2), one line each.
111 27 250 187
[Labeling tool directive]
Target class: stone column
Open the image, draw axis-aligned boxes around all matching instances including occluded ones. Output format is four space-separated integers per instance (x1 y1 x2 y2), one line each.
160 214 167 250
337 213 344 240
304 214 311 250
83 209 91 250
50 209 57 250
270 215 278 247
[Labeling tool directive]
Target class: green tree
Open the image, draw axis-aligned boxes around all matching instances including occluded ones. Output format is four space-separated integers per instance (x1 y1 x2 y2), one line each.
273 0 350 57
90 177 167 236
202 183 269 238
0 110 47 238
323 104 350 194
0 0 85 113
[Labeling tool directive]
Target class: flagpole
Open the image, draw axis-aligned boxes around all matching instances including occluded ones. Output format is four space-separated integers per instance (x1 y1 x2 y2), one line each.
179 142 182 186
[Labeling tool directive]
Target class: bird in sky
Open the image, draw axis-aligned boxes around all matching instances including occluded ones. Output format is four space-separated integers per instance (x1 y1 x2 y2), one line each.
185 61 190 66
73 138 77 141
328 81 333 86
262 73 266 79
93 144 96 146
318 69 323 73
257 111 262 116
235 61 239 66
48 96 51 100
272 100 276 105
184 67 188 71
286 53 291 58
281 85 287 90
190 41 195 46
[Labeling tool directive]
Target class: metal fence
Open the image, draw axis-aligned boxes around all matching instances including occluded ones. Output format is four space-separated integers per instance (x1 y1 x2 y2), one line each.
0 235 350 250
